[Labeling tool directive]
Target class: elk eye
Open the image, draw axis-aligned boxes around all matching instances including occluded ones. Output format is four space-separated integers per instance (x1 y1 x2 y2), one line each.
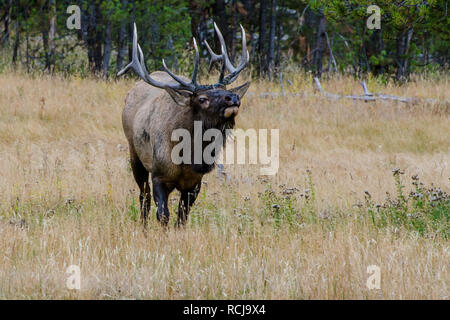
199 98 207 104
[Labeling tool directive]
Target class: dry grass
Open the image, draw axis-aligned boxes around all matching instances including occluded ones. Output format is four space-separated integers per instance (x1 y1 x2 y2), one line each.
0 72 448 299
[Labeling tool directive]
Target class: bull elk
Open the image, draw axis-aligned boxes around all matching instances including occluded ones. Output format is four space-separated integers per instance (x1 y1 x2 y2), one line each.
118 23 250 227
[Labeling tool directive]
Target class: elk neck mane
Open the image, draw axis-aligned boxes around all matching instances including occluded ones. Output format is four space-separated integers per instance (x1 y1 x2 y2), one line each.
189 111 235 174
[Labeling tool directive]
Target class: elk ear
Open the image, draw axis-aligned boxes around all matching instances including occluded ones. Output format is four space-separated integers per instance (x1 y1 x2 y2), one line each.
230 81 251 98
165 88 192 106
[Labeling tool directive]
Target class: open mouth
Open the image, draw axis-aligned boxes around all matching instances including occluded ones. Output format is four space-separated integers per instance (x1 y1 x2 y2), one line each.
223 106 239 118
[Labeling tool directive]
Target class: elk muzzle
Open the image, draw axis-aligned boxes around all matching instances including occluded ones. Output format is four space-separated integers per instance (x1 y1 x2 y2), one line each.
223 94 240 118
224 107 239 118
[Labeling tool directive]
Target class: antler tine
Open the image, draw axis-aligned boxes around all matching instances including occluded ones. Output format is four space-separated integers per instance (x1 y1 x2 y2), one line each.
218 57 226 84
117 23 186 90
221 24 249 85
213 22 236 73
191 38 199 85
162 36 208 91
239 23 250 67
137 44 147 72
117 23 143 77
161 59 195 91
204 40 223 71
118 23 248 93
206 22 249 87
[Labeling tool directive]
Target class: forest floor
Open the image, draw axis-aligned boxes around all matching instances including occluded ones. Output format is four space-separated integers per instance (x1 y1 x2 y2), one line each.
0 72 448 299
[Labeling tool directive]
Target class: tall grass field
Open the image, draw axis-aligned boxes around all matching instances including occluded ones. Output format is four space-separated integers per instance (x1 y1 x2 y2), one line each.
0 72 448 299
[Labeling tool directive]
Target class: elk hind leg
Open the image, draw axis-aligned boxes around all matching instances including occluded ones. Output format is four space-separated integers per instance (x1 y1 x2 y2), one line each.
151 176 173 226
130 150 151 226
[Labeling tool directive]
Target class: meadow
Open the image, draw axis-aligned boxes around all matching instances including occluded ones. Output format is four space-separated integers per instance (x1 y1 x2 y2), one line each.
0 71 448 299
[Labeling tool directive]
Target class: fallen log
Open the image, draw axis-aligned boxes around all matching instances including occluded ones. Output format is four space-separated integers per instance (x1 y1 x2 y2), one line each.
247 78 448 106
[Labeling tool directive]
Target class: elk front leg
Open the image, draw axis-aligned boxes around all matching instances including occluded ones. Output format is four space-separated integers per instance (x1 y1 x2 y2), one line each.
139 182 151 227
176 183 201 227
151 177 172 225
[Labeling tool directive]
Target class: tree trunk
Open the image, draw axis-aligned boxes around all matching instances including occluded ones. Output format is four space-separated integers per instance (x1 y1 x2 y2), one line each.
258 0 267 76
94 4 103 73
396 28 414 81
12 20 19 65
1 0 11 46
188 0 208 46
128 0 136 63
213 0 230 54
326 33 337 73
275 8 282 69
230 0 237 63
116 0 128 73
25 5 29 72
368 29 384 75
378 30 384 74
42 29 49 69
48 0 56 74
87 3 96 72
312 10 326 77
40 0 50 71
267 0 277 79
87 2 103 73
102 20 112 78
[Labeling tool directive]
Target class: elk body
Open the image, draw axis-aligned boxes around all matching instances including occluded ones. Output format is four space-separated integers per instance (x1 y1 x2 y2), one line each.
118 23 250 226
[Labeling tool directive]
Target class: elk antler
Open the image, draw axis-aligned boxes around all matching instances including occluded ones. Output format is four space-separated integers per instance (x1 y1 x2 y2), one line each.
204 22 249 86
117 23 201 92
117 23 248 92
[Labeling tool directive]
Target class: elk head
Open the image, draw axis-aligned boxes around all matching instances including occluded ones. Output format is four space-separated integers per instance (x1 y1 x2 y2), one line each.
118 23 250 123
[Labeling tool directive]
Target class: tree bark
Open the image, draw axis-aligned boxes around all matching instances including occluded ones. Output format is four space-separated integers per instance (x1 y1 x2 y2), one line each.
1 0 11 46
48 0 56 74
325 32 337 73
86 1 103 73
128 0 136 63
213 0 230 54
312 10 326 77
116 0 128 73
25 4 29 72
40 0 50 71
396 28 414 81
267 0 277 79
12 20 19 65
258 0 268 76
230 0 237 63
275 7 282 69
102 20 112 78
188 0 209 47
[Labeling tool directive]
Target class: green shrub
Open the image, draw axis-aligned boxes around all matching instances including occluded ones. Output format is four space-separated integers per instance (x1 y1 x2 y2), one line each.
365 169 449 238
